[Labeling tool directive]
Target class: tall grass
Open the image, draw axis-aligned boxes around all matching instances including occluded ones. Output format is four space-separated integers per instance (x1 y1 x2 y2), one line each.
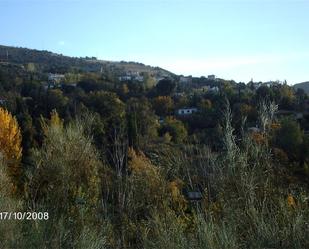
141 101 309 249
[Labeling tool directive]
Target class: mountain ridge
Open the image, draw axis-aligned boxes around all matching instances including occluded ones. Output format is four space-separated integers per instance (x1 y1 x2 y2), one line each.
0 44 174 77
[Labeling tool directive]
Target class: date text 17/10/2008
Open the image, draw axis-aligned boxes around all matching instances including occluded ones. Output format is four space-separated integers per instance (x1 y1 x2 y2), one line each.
0 212 49 220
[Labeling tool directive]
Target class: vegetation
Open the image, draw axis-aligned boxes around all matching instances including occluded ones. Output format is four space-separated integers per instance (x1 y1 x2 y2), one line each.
0 107 22 193
0 45 308 248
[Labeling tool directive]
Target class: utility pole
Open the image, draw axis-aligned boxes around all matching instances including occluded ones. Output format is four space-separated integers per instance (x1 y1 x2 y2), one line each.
6 50 9 61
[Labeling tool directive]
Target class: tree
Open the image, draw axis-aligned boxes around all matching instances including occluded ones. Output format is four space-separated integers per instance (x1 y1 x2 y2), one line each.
295 88 306 110
152 96 174 116
127 149 189 247
26 63 36 73
77 79 103 93
198 99 212 112
17 111 36 157
45 89 69 115
256 86 273 102
174 95 189 109
28 111 101 223
128 148 166 218
279 84 296 109
0 107 22 192
143 72 156 89
155 79 176 96
84 91 125 125
127 97 159 149
274 118 303 159
160 117 187 143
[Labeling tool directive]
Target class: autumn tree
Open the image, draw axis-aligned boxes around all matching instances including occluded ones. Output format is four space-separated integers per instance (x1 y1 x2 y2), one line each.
126 148 189 247
198 99 212 112
174 95 189 109
128 148 166 218
0 107 22 192
152 96 174 116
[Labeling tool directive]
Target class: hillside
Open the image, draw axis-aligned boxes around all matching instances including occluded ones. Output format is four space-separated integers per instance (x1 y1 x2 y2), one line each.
294 81 309 94
0 44 173 77
0 43 309 249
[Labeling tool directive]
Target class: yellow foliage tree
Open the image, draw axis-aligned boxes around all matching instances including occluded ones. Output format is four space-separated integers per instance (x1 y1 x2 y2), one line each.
152 96 174 116
128 148 163 198
0 107 22 191
128 148 188 215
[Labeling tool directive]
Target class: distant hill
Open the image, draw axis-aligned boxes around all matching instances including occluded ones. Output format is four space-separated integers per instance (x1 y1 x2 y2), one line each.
293 81 309 94
0 44 173 77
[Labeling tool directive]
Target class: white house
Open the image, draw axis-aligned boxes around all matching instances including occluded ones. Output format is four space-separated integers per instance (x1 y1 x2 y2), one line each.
126 71 140 77
209 86 219 93
177 108 198 115
134 75 144 82
119 76 132 81
119 71 144 82
48 73 65 83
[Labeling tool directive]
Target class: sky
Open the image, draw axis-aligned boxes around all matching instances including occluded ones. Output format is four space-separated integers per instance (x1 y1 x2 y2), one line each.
0 0 308 84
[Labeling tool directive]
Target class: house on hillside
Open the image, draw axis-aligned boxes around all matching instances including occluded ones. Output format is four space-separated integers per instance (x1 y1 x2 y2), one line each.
263 81 281 87
208 75 216 80
118 71 144 82
209 86 219 93
179 76 192 84
177 107 198 115
134 75 144 82
48 73 65 83
119 76 132 81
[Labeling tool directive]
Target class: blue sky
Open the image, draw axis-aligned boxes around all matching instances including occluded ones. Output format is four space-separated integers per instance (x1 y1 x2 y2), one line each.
1 0 308 83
